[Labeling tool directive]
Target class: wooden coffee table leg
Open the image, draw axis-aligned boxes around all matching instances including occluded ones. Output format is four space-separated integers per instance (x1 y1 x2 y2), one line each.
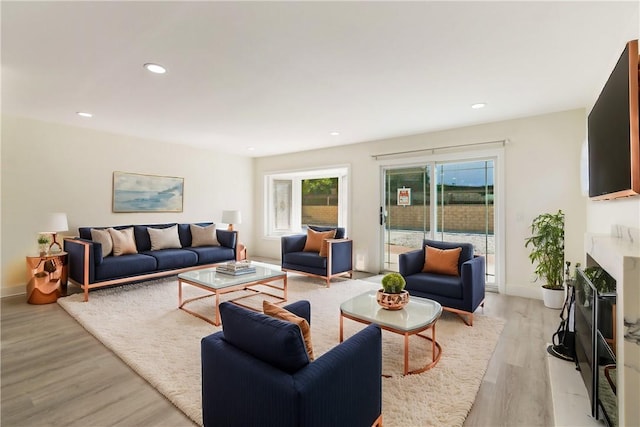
404 333 410 376
214 291 221 326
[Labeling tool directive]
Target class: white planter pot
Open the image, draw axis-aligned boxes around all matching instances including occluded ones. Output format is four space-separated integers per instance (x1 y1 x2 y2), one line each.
541 286 565 309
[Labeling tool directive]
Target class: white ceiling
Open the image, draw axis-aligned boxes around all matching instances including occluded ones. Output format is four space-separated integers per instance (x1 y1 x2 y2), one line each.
2 1 638 157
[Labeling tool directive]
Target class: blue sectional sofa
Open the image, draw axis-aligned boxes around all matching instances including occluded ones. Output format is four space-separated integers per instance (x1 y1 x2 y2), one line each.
64 222 237 301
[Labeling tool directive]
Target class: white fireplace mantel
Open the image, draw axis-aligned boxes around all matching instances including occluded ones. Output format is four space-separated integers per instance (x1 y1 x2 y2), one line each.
585 225 640 427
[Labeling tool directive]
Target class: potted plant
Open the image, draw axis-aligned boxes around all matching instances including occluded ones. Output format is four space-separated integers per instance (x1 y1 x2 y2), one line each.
37 234 50 256
377 272 409 310
524 210 565 309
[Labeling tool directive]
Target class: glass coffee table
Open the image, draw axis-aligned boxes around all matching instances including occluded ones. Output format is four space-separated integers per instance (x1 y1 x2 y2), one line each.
340 290 443 375
178 265 287 326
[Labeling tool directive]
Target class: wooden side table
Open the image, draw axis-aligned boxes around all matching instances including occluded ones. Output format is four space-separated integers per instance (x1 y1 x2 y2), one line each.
26 252 68 304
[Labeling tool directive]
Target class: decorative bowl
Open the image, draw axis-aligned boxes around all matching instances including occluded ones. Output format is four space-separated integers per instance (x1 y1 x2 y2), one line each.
376 289 410 310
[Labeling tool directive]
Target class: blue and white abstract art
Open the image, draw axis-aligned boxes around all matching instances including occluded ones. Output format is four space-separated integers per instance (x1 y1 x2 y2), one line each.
113 172 184 212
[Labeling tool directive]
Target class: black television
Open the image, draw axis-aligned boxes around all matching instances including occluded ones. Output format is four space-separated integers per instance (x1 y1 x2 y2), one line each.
588 39 640 200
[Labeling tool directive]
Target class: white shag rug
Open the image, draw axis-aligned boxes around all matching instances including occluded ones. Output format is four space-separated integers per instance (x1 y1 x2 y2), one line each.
58 268 504 427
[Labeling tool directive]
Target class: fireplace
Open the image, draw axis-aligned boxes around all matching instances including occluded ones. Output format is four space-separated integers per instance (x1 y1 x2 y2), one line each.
574 267 617 426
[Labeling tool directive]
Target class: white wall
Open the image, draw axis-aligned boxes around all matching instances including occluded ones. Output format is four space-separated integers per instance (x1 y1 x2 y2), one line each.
1 115 254 296
253 109 588 299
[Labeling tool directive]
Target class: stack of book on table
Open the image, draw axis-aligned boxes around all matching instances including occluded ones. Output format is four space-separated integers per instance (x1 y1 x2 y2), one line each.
216 260 256 276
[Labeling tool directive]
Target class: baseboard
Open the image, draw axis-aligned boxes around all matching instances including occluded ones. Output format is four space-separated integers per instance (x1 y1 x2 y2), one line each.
2 285 26 298
504 283 542 300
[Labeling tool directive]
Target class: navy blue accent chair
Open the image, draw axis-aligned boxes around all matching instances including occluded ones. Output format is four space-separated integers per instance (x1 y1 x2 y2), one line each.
201 301 383 427
399 239 486 326
281 225 353 287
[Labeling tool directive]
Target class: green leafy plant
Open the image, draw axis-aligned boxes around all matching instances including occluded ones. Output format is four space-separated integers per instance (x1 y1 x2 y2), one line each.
524 210 565 290
37 234 50 245
381 272 406 294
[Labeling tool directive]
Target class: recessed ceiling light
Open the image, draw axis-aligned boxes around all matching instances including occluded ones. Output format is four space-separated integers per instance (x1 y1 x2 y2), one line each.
144 63 167 74
329 131 340 136
471 103 486 109
76 112 93 118
247 147 255 151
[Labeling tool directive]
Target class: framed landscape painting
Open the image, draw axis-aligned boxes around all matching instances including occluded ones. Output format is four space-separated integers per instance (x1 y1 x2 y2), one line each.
113 171 184 212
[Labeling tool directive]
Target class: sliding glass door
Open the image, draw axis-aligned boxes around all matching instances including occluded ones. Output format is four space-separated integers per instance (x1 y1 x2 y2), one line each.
382 166 430 271
382 159 496 286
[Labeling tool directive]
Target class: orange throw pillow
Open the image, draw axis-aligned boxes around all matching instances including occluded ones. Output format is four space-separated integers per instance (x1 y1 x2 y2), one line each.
422 245 462 276
303 228 336 254
263 300 314 361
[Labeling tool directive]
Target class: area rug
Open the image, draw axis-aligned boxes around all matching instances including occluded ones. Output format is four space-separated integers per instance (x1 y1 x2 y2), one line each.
58 269 504 427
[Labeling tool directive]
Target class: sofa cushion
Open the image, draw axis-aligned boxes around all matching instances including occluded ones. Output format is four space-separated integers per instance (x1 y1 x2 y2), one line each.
303 228 336 253
148 224 182 250
405 272 464 299
422 245 461 276
185 246 235 265
190 224 219 247
309 225 345 239
108 227 138 256
143 249 197 270
263 300 314 361
95 253 157 281
423 239 474 270
91 228 113 257
283 251 327 269
220 302 310 374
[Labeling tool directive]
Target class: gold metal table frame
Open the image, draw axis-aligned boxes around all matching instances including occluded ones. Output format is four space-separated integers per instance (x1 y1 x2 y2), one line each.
178 265 287 326
340 291 442 376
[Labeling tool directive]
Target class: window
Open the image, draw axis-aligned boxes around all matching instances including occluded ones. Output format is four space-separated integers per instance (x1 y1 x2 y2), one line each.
265 167 349 237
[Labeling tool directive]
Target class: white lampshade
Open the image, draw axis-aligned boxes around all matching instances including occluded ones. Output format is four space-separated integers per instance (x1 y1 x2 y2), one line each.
41 212 69 233
221 210 242 225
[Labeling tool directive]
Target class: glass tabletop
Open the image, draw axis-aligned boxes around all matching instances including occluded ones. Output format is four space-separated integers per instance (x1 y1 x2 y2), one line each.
341 290 442 332
178 265 285 290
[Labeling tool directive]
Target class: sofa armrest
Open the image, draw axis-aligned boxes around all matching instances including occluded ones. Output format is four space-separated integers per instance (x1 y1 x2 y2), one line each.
64 238 95 285
281 234 307 257
399 248 425 276
294 324 382 427
327 239 352 274
461 255 486 308
215 229 237 249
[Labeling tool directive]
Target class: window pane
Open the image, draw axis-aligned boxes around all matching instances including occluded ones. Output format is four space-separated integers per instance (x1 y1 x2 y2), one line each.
274 180 292 230
435 160 495 284
301 177 338 227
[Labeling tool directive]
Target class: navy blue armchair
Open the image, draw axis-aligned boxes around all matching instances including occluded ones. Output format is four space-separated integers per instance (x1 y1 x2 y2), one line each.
281 226 353 287
399 239 485 326
201 301 382 427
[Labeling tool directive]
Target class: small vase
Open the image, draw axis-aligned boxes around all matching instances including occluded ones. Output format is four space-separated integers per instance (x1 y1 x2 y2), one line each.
38 244 48 256
376 289 410 310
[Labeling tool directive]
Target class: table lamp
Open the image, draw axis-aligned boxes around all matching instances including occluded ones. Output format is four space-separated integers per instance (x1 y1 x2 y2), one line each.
41 212 68 253
221 210 242 231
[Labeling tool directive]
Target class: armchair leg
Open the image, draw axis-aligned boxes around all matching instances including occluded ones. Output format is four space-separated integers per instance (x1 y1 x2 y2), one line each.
444 307 474 326
463 313 473 327
372 414 383 427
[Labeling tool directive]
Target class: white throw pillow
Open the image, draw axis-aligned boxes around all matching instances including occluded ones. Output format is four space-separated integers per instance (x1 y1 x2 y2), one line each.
108 227 138 256
91 228 113 257
190 224 219 247
148 224 182 250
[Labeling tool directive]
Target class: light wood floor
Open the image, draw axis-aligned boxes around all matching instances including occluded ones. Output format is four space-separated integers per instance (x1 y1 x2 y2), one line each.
2 268 559 427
